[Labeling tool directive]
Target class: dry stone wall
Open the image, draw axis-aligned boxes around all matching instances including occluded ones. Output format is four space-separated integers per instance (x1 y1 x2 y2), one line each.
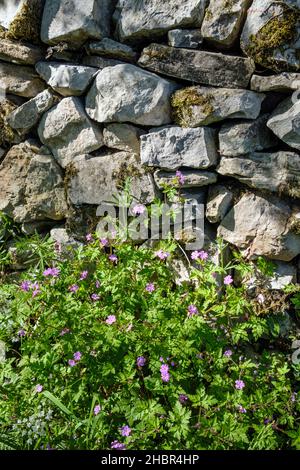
0 0 300 282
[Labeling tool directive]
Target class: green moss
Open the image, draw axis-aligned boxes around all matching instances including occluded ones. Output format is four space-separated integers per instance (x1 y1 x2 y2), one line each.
113 162 143 190
6 0 43 44
246 5 300 71
0 100 17 147
204 8 213 21
171 87 214 127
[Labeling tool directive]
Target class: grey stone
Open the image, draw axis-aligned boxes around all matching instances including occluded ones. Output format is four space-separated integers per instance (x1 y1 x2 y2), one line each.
0 62 46 98
115 0 207 43
201 0 251 49
240 0 300 72
154 170 217 189
172 86 265 127
86 64 177 126
87 38 137 62
68 152 157 206
219 115 277 156
103 123 144 154
267 97 300 151
218 192 300 261
0 38 42 65
206 185 233 224
38 97 104 168
82 55 124 69
251 73 300 92
7 89 59 135
141 126 218 170
167 29 203 49
138 44 255 89
35 62 97 97
217 151 300 198
269 261 297 290
41 0 113 48
50 227 82 258
0 0 23 29
0 141 68 223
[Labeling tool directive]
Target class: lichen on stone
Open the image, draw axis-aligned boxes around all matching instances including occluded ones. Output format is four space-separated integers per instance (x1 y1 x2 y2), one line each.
6 0 43 44
171 87 214 127
0 100 18 147
245 4 300 71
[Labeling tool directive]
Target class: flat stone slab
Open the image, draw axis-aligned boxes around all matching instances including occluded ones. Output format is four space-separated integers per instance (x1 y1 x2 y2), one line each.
219 115 277 156
85 63 177 126
0 62 46 98
115 0 207 43
171 86 265 127
141 126 218 170
251 73 300 92
0 38 43 65
35 61 98 96
138 43 255 88
38 97 104 168
68 152 157 206
267 97 300 151
87 38 137 62
217 151 300 198
154 170 217 189
218 192 300 261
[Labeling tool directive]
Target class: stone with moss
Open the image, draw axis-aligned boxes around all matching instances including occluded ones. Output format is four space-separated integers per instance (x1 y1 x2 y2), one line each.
241 0 300 72
0 99 20 147
2 0 45 44
171 86 265 127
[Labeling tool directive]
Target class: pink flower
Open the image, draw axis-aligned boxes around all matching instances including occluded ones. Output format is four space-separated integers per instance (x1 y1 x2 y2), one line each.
73 351 82 361
86 233 93 242
68 359 76 367
224 275 233 285
94 404 101 416
100 238 109 247
80 271 88 280
120 425 131 437
109 254 118 263
106 315 116 325
132 204 146 216
235 380 245 390
154 249 170 260
187 304 198 317
224 349 233 357
176 170 185 185
95 280 101 289
18 329 26 337
35 384 43 393
160 364 170 382
91 293 100 301
20 281 31 292
69 284 79 293
43 267 60 278
60 328 70 336
238 405 247 413
191 250 208 261
146 283 155 292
